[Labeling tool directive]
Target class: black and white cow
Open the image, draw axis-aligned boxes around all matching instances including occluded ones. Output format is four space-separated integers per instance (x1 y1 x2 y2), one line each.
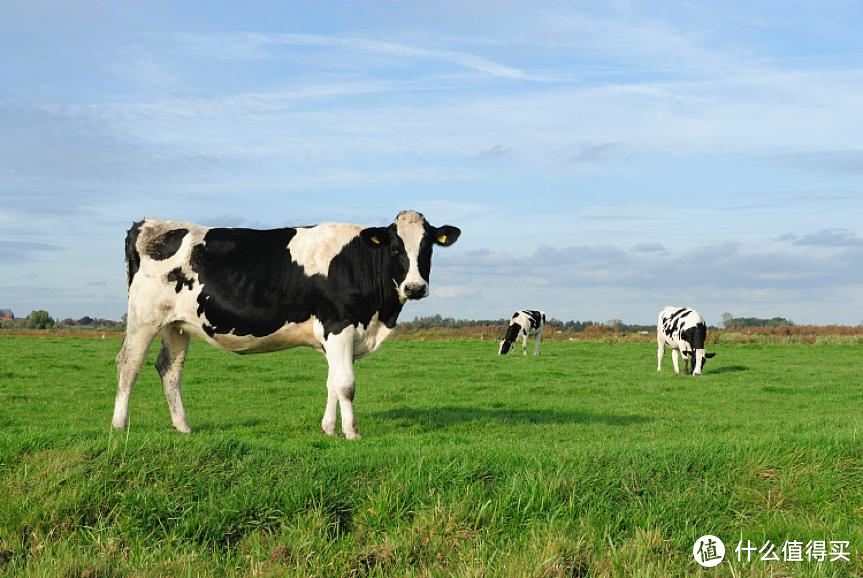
112 210 460 439
656 306 716 375
499 310 546 356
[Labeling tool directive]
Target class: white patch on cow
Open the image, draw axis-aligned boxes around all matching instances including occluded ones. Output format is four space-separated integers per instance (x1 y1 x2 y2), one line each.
395 210 428 300
320 326 359 439
352 312 394 358
126 221 205 329
289 223 363 277
208 319 321 354
136 219 192 256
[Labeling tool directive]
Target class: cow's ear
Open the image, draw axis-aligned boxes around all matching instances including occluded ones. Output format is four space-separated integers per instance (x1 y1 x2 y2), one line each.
360 227 391 248
433 225 461 246
705 352 716 358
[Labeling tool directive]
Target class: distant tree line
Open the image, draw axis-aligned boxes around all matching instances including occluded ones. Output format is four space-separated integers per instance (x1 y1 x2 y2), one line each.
720 312 793 329
401 314 801 333
0 310 803 333
399 314 655 334
0 311 126 330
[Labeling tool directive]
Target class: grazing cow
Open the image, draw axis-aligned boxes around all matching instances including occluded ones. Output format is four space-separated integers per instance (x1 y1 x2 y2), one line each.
656 306 716 375
499 310 546 356
112 210 460 439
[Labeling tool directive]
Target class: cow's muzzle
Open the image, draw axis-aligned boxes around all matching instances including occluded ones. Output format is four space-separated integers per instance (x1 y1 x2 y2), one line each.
403 282 429 300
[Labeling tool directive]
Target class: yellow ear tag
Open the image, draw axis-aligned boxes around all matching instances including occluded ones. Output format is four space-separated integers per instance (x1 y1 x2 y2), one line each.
437 234 447 244
371 236 380 245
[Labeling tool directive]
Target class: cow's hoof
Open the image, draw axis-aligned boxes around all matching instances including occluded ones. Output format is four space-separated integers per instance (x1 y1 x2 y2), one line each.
173 423 192 434
344 430 362 441
321 423 337 436
111 420 127 430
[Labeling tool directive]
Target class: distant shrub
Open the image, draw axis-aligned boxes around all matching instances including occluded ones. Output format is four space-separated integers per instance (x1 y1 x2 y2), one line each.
26 310 55 330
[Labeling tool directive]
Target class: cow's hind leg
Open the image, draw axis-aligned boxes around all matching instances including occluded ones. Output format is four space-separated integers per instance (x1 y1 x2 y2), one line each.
321 328 360 440
112 323 159 429
671 349 680 374
156 324 192 433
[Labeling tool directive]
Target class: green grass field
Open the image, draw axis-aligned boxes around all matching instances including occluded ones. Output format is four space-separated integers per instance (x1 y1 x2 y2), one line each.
1 335 861 577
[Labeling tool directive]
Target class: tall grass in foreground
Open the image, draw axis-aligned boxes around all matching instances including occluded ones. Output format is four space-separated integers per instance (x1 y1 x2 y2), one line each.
1 336 861 576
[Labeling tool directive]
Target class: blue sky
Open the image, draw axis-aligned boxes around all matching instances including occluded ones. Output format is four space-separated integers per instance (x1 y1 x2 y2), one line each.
1 0 861 324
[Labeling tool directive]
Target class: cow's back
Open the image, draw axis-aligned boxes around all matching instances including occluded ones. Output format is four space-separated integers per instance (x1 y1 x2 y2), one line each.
657 306 705 349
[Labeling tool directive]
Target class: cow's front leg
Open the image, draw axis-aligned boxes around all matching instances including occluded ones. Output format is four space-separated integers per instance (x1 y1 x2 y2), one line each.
656 340 665 371
522 333 528 356
671 349 680 374
533 331 542 356
322 327 360 440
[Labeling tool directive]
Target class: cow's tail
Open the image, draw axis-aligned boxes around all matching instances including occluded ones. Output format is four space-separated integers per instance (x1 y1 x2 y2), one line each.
125 220 144 288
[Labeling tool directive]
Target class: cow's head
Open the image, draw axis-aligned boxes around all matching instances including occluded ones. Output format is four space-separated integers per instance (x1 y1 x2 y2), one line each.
359 210 460 302
498 323 521 355
686 350 717 375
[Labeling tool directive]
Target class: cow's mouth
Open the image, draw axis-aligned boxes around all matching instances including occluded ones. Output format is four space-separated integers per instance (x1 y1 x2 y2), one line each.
399 281 429 301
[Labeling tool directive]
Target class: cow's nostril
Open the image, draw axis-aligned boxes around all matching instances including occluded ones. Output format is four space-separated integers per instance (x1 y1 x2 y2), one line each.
404 283 427 298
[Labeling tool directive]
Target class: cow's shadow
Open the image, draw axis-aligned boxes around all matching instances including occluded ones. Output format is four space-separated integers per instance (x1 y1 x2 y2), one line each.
371 406 652 430
709 365 749 374
192 417 268 432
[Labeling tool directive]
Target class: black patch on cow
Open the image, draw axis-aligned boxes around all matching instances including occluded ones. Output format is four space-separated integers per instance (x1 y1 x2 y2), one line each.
417 224 435 283
155 342 171 377
679 310 691 319
322 232 408 335
189 226 408 339
524 310 543 330
505 322 522 343
415 223 460 283
680 322 707 351
147 228 188 261
433 225 461 247
669 307 688 321
125 220 144 288
166 267 194 293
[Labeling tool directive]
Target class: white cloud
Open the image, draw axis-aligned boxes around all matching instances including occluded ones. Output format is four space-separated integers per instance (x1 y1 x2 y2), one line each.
183 32 536 80
435 286 482 299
